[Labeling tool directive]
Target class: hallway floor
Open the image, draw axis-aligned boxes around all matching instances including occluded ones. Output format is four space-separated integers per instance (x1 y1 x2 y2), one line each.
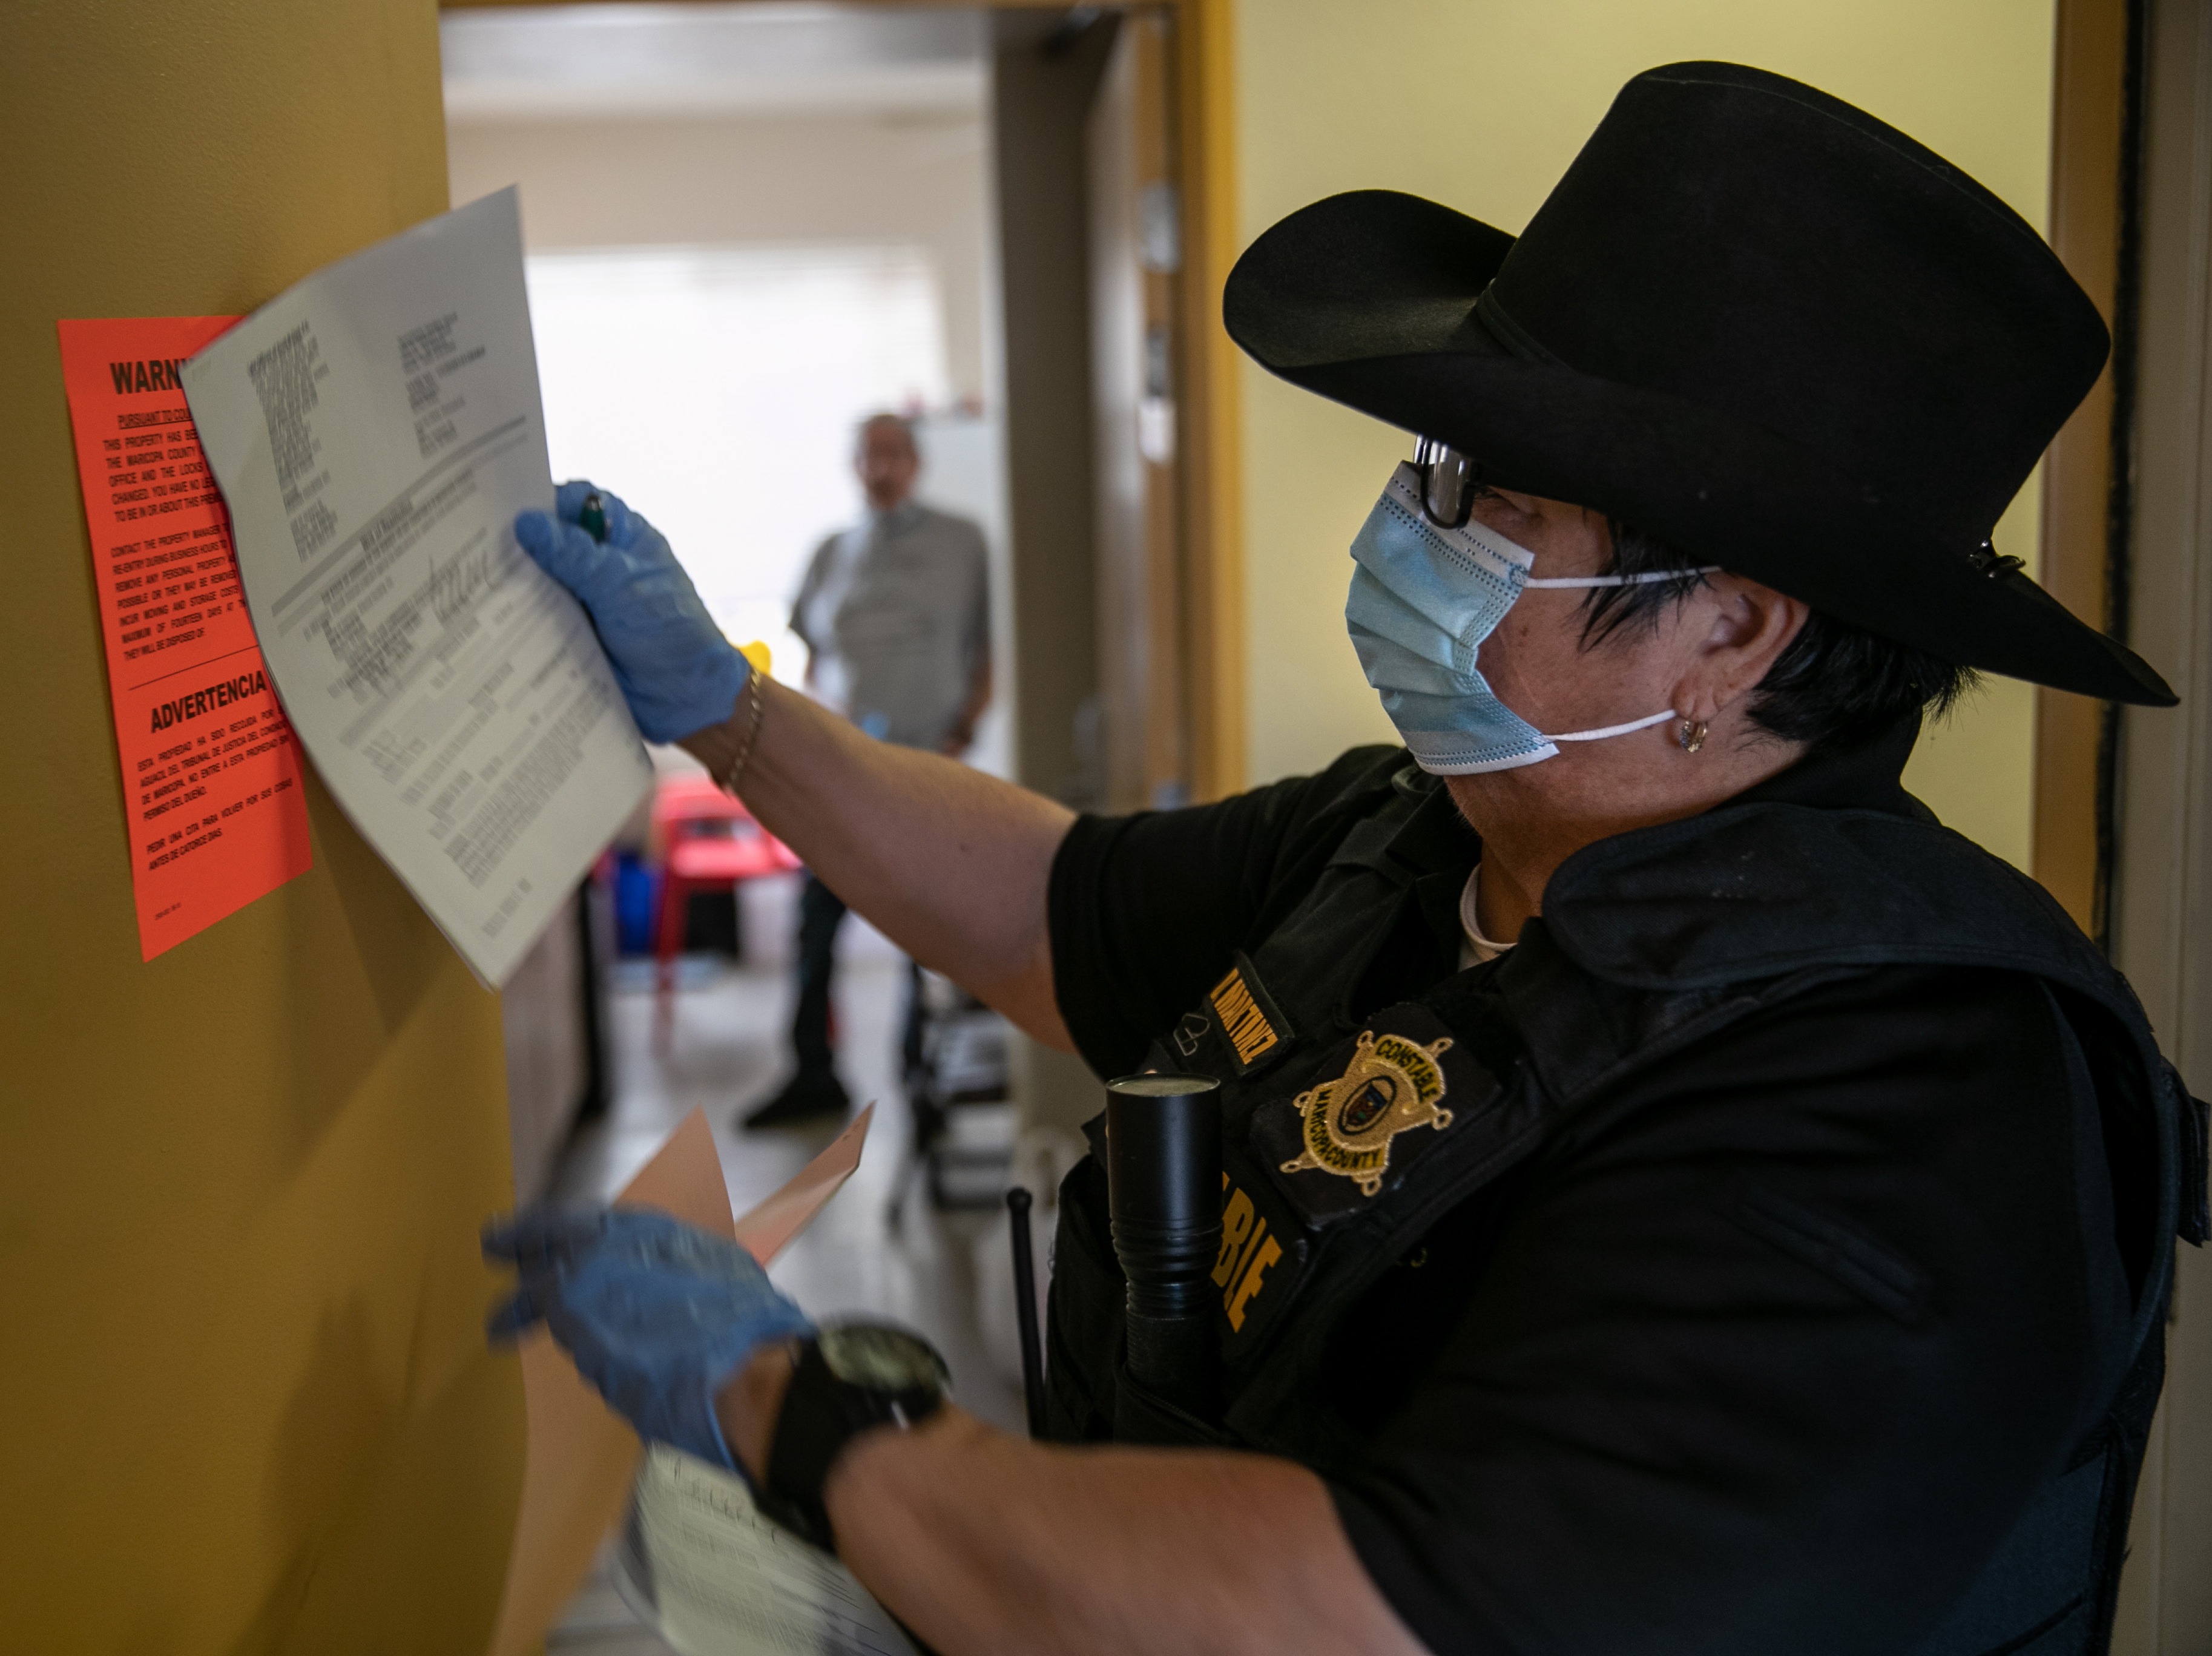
543 884 1024 1652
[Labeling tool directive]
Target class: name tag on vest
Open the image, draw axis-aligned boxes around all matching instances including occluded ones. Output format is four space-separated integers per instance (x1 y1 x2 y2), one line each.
1170 951 1296 1077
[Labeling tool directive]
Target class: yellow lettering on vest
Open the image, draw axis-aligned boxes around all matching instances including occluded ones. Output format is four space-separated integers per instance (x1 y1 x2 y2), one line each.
1214 1189 1256 1287
1228 1218 1266 1304
1226 1234 1283 1332
1209 969 1280 1064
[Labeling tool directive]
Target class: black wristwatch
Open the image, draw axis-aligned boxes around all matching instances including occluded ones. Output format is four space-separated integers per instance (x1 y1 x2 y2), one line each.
763 1320 949 1551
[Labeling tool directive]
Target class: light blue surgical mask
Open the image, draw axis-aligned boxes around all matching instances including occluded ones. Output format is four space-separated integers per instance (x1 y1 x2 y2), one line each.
1348 462 1711 775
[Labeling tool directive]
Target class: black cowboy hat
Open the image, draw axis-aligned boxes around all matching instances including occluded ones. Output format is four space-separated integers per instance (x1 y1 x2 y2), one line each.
1225 60 2174 706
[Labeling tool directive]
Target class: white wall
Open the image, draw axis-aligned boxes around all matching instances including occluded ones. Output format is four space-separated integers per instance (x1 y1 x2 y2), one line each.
1230 0 2056 869
523 242 952 668
447 111 992 409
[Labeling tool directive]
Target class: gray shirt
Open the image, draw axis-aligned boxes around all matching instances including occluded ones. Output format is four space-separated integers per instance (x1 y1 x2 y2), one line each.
791 501 989 750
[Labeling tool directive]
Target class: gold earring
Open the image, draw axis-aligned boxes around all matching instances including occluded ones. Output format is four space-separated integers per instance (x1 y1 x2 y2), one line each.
1678 719 1708 753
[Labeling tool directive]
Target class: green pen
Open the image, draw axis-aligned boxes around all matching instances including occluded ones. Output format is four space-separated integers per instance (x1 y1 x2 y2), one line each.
578 490 608 544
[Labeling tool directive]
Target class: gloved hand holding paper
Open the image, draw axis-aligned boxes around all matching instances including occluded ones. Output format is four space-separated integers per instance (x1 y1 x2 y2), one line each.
514 481 752 744
484 1206 813 1476
486 1106 892 1656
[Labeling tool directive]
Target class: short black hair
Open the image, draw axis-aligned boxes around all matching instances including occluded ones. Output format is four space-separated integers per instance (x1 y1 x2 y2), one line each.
1580 517 1977 756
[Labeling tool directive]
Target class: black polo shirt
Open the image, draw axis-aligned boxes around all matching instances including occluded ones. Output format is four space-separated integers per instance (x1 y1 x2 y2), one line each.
1048 727 2131 1654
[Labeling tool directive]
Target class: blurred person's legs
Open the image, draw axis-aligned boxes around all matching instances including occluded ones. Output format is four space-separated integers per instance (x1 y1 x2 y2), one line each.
742 870 854 1128
903 958 927 1082
792 872 848 1076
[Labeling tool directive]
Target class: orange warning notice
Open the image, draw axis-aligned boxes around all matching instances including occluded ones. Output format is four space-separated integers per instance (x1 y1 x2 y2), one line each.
59 316 312 960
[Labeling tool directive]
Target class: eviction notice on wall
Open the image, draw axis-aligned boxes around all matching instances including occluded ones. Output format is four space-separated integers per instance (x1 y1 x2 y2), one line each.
183 188 652 986
58 314 314 960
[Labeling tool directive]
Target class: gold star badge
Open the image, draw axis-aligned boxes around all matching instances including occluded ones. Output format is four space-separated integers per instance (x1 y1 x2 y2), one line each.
1279 1028 1455 1197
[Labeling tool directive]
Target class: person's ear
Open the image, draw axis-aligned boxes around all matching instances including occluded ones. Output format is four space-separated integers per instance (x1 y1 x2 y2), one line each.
1669 575 1809 726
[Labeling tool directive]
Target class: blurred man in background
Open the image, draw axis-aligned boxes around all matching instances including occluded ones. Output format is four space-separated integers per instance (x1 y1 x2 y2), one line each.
743 412 991 1129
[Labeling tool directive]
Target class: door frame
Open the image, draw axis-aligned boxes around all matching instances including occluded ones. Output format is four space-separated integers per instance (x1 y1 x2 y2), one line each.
2107 0 2212 1647
2036 0 2141 939
438 0 1247 799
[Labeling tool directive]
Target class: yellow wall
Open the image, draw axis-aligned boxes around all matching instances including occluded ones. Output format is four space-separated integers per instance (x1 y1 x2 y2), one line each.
0 4 525 1652
1231 0 2056 869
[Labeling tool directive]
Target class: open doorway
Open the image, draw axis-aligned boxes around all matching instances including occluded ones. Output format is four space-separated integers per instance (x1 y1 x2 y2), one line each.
444 3 1007 766
441 7 1217 1646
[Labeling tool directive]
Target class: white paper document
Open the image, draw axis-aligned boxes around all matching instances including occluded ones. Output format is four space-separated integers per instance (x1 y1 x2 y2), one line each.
616 1445 918 1656
183 189 650 984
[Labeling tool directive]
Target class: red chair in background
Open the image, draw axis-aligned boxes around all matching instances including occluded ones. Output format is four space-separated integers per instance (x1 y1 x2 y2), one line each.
651 773 801 1043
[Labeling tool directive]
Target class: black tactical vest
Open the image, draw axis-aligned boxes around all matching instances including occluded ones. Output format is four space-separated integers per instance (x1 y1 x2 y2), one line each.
1042 761 2208 1656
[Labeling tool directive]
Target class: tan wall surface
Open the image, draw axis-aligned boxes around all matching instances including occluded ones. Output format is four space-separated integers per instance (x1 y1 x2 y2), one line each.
0 4 525 1652
1231 0 2056 869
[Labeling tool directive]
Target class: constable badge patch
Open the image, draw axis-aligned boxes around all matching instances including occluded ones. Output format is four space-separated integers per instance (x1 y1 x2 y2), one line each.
1279 1028 1454 1197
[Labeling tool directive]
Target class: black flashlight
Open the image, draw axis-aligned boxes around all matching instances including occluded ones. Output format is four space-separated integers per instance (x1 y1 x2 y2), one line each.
1104 1072 1223 1424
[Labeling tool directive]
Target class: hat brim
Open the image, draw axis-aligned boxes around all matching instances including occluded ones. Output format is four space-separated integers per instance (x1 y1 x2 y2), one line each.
1226 191 2174 707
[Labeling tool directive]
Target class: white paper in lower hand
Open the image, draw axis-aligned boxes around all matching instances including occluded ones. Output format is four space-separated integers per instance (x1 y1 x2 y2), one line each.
181 188 650 985
624 1445 917 1656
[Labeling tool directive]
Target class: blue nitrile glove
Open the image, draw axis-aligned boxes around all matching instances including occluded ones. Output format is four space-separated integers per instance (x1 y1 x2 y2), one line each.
483 1205 814 1474
513 481 751 743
